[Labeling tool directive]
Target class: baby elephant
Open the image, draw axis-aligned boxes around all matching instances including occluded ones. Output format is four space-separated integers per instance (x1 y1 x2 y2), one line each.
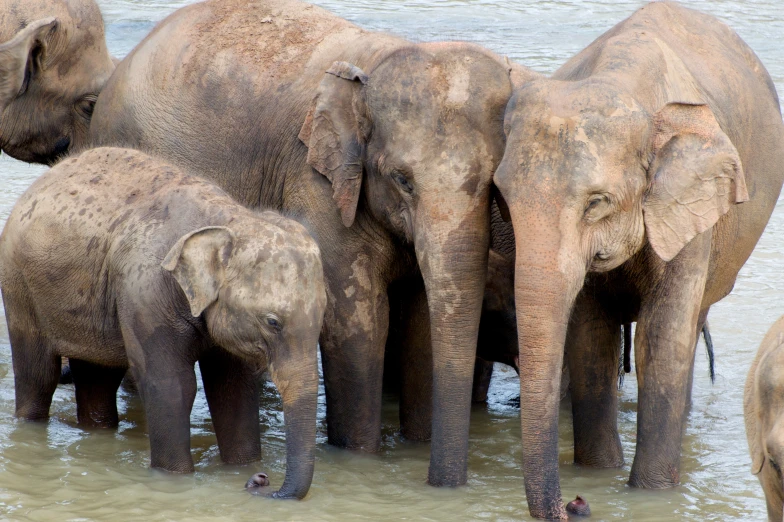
746 316 784 520
0 148 326 499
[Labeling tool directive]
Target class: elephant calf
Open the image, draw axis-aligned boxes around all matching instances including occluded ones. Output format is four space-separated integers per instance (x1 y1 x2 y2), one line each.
0 147 326 499
745 316 784 521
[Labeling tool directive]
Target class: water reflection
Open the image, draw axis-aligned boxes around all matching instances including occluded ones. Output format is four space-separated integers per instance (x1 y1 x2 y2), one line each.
0 0 782 519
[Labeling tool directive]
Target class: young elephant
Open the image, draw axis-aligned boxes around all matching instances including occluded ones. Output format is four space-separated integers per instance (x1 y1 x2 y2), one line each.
0 0 115 164
745 316 784 521
0 147 326 499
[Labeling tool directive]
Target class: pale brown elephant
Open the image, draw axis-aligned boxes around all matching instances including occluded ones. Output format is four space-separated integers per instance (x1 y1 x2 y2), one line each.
89 0 539 487
493 2 784 518
0 0 114 164
0 147 326 499
745 315 784 522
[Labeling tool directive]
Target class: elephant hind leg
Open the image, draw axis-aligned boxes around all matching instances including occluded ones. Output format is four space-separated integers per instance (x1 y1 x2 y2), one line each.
567 290 624 468
4 291 60 421
70 359 125 428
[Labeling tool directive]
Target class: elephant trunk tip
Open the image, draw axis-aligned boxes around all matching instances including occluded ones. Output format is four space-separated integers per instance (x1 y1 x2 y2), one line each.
566 495 591 517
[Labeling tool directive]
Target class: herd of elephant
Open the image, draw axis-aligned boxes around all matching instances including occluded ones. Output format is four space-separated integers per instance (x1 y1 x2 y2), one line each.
1 0 784 519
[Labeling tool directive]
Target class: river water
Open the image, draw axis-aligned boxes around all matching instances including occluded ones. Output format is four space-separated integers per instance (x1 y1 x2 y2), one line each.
0 0 782 520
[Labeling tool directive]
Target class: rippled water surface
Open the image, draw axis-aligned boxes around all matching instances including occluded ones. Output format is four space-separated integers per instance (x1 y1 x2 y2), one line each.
1 0 783 520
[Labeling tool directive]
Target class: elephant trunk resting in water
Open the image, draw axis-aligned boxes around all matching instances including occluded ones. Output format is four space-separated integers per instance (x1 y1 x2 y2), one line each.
0 0 114 164
493 2 784 518
0 147 326 499
89 0 540 487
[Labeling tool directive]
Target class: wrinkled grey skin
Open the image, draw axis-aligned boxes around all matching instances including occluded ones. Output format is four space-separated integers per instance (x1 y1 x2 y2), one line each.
0 0 114 164
89 0 538 487
746 316 784 522
0 148 326 499
494 2 784 518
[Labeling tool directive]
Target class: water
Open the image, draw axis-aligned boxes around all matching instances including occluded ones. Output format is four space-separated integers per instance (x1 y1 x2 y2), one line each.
0 0 782 520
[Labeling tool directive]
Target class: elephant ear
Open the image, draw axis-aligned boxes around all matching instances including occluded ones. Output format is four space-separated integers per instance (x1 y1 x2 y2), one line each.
0 17 58 112
162 226 236 317
643 102 748 262
299 61 370 228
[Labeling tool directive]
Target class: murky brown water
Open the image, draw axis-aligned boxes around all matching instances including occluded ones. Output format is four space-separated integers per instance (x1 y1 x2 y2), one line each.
1 0 783 520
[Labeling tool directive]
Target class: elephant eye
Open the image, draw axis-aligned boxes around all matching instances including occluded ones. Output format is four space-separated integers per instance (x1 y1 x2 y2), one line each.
77 95 98 118
394 172 414 194
770 458 782 475
266 315 282 330
583 194 609 219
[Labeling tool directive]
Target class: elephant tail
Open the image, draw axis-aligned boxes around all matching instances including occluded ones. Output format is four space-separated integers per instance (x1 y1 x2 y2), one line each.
702 321 715 384
618 322 633 389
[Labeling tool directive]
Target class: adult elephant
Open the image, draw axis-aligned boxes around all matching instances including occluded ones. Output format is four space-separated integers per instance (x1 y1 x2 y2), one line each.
493 2 784 519
90 0 534 486
0 0 114 164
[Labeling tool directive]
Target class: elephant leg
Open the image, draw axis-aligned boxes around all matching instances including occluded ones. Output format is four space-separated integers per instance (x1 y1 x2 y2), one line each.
472 360 494 404
70 359 125 428
399 279 432 441
320 258 389 452
629 233 711 488
4 290 60 421
119 306 198 473
566 290 623 468
199 348 261 465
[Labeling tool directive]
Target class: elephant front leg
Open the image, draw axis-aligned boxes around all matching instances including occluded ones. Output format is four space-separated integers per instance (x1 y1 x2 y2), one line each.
566 290 623 468
320 265 389 452
629 234 711 488
120 308 199 473
398 279 432 441
199 348 261 465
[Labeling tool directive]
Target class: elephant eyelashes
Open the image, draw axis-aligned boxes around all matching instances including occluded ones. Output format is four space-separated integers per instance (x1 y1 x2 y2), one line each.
769 458 782 475
394 172 414 194
266 315 282 330
77 95 98 118
583 194 610 221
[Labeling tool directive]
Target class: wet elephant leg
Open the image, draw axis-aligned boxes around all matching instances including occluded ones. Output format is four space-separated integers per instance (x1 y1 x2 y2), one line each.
4 290 60 421
120 306 199 473
320 257 389 452
472 360 494 404
399 279 432 441
199 348 261 465
629 234 711 488
567 289 623 468
70 359 125 428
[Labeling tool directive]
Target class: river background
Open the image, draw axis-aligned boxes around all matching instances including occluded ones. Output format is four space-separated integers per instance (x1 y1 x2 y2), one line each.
0 0 782 520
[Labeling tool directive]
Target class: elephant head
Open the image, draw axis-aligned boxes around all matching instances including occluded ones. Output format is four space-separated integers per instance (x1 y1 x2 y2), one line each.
746 318 784 522
494 45 747 519
299 44 513 485
0 0 114 164
162 215 326 499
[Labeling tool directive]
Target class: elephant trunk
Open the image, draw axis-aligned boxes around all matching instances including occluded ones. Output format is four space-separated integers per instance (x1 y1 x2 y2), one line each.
513 220 586 520
415 199 490 487
269 348 318 499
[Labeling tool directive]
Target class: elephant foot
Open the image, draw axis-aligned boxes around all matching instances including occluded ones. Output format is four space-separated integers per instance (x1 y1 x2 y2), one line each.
566 496 591 517
628 466 679 489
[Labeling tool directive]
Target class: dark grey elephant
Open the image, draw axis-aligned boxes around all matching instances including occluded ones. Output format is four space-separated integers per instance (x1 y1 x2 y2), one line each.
493 2 784 518
0 147 326 499
0 0 114 163
88 0 539 486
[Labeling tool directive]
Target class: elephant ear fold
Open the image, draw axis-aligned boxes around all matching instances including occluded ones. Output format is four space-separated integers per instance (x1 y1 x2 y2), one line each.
298 61 370 228
643 103 748 262
0 17 58 112
162 226 236 317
